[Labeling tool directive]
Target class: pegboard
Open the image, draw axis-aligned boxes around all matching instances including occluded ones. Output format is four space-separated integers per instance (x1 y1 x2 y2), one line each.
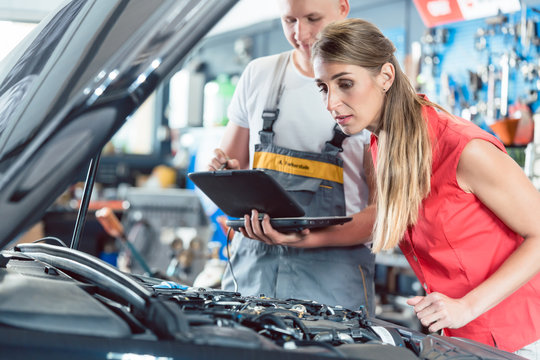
417 7 540 129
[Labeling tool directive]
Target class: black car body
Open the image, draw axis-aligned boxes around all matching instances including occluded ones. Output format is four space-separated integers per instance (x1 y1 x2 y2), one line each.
0 1 526 359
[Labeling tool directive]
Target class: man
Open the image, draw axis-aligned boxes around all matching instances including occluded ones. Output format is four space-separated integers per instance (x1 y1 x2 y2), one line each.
208 0 376 313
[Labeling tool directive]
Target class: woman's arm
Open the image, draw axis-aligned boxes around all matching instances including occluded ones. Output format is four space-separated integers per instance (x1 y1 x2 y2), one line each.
409 138 540 332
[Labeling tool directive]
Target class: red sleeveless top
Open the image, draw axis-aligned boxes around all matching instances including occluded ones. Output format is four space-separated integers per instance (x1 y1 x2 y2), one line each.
371 105 540 352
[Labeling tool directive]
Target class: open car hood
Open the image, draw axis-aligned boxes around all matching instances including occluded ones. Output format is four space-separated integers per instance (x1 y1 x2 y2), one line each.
0 0 237 249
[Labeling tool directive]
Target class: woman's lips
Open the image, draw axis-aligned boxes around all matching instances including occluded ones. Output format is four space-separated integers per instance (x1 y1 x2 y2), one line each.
335 115 352 126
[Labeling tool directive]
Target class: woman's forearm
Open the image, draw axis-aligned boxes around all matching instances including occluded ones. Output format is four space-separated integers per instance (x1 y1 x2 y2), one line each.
462 235 540 320
302 204 376 248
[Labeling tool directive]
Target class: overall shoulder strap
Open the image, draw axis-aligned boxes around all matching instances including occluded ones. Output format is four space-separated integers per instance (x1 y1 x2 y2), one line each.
323 124 349 155
259 51 291 144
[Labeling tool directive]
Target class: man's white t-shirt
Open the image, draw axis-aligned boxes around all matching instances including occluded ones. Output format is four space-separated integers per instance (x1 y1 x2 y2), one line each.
227 52 371 215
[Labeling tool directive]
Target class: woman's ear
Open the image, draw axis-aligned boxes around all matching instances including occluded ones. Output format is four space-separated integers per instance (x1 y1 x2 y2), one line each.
379 62 395 92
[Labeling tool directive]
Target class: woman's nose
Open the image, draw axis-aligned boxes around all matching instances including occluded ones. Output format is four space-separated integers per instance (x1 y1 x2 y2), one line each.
326 90 340 111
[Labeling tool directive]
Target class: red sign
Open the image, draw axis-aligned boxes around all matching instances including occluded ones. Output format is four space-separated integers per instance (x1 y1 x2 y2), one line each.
413 0 464 28
413 0 521 28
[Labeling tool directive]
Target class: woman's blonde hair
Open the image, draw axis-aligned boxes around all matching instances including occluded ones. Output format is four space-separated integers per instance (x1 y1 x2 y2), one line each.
312 19 437 252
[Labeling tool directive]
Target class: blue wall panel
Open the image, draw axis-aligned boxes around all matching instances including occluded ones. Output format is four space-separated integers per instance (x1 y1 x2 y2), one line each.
419 7 540 130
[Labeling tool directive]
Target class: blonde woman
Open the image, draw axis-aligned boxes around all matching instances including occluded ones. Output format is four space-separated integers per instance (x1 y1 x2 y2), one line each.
252 18 540 358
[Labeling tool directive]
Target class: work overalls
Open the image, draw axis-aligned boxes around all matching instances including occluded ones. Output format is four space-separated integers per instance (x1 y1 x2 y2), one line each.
221 52 375 314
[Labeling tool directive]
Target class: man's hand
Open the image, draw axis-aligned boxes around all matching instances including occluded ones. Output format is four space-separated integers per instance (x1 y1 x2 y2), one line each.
407 292 475 333
238 210 311 246
208 148 240 170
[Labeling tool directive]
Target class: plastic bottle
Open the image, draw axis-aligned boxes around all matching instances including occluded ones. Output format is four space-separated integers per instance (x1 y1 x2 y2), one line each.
203 74 235 127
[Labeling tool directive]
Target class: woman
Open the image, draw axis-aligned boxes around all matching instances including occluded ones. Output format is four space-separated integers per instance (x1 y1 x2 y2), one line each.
306 19 540 357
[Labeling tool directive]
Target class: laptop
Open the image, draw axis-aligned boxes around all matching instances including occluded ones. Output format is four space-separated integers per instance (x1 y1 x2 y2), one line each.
188 169 352 232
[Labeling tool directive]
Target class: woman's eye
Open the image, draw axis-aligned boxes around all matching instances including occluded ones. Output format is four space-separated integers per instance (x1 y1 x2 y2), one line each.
308 17 322 22
317 84 328 93
339 80 353 89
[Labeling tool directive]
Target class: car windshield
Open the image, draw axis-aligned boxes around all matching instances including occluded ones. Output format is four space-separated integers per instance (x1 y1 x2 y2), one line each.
0 0 85 163
0 0 174 171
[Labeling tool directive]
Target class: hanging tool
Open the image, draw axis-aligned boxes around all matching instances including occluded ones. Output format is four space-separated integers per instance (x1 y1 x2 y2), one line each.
486 64 497 125
490 52 520 146
521 3 530 52
95 207 153 276
468 70 483 102
500 52 510 118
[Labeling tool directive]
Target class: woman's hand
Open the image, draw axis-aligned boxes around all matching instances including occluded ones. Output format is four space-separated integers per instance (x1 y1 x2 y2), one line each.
407 292 475 333
238 210 311 246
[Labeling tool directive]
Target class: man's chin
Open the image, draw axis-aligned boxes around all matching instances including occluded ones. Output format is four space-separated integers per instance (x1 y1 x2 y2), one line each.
295 44 311 56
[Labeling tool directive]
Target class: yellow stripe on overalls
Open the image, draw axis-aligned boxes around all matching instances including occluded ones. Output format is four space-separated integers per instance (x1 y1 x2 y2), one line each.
253 151 344 184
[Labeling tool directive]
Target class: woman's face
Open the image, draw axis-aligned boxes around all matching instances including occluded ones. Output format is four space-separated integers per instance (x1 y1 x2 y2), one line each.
313 58 386 134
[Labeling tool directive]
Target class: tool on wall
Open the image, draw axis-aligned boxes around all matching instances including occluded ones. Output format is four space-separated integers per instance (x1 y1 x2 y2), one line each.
500 52 510 119
485 63 497 126
489 52 521 146
418 28 448 96
414 3 540 151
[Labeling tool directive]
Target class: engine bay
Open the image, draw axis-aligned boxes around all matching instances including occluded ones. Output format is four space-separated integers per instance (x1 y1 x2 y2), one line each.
0 242 518 360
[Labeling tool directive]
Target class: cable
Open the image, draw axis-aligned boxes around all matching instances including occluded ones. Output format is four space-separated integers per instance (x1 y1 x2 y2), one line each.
284 315 310 340
226 227 238 293
358 265 370 315
253 312 289 330
33 236 68 247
